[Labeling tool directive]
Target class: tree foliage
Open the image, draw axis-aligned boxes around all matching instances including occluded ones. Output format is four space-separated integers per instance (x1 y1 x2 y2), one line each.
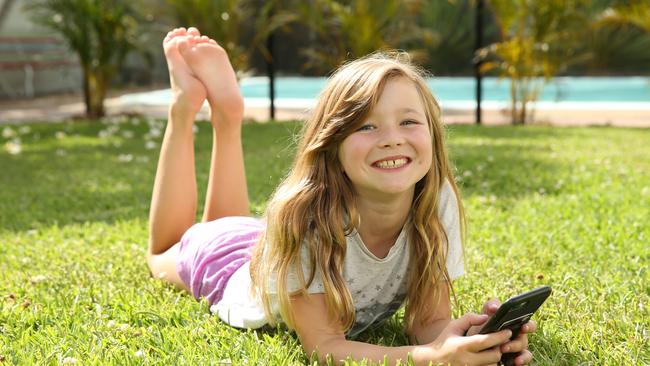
164 0 297 76
25 0 149 119
292 0 426 73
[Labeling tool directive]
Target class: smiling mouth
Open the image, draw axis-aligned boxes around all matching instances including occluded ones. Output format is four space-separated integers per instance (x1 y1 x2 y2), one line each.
373 158 410 169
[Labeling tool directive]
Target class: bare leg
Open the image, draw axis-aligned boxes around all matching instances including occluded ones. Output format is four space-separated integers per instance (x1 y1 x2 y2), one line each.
147 27 207 289
178 32 250 221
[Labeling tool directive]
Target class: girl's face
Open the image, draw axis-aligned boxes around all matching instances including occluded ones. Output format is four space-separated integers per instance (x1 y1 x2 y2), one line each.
338 77 433 200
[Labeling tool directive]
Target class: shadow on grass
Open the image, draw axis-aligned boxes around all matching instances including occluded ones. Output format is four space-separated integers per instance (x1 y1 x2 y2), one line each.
0 120 297 232
446 125 566 199
1 121 623 232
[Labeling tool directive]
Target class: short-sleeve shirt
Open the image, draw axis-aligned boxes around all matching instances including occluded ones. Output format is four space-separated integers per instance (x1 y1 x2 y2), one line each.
212 180 464 337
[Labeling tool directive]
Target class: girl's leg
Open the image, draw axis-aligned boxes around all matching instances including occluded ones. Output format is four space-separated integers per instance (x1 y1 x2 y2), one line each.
147 28 207 290
178 33 250 220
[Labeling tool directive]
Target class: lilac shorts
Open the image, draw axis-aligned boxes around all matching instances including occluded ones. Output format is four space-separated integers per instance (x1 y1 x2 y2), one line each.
177 216 264 305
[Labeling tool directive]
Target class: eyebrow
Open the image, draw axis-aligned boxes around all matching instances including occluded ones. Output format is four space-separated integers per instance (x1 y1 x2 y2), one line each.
399 107 425 116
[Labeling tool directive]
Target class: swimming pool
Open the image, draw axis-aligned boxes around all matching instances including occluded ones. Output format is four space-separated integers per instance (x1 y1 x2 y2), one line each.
121 76 650 110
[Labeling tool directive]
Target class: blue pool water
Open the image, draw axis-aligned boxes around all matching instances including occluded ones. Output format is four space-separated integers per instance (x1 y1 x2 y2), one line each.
121 76 650 109
240 76 650 102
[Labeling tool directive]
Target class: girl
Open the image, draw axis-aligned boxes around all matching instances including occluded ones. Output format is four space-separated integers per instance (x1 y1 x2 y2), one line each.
147 27 537 365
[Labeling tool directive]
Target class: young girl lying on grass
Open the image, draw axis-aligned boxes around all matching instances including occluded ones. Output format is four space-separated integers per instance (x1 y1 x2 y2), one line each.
146 27 537 365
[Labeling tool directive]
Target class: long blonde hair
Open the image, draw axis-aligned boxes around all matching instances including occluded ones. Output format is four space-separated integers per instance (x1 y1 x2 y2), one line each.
250 52 464 335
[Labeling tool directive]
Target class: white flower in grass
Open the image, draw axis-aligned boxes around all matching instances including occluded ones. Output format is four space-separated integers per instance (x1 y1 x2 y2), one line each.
487 155 494 162
119 323 129 331
62 357 77 364
2 127 16 138
29 275 47 284
18 126 31 135
55 131 67 139
121 130 135 139
147 128 162 139
107 320 116 328
118 154 133 163
136 156 150 163
145 141 157 150
193 125 199 134
4 140 22 155
463 170 472 178
642 187 649 196
134 350 145 358
56 149 66 156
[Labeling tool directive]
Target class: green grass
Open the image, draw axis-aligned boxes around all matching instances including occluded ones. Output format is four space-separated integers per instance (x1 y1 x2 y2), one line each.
1 118 648 365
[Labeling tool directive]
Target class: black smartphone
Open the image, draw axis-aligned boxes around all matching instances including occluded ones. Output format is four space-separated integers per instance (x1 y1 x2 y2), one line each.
479 286 552 366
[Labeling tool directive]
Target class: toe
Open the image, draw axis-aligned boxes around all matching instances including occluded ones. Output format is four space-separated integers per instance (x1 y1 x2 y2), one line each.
187 27 200 36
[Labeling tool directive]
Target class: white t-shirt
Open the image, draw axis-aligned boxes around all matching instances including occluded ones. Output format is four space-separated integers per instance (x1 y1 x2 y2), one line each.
212 180 464 337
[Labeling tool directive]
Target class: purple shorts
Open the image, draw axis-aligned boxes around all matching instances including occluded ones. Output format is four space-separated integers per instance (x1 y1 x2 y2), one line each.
177 216 264 305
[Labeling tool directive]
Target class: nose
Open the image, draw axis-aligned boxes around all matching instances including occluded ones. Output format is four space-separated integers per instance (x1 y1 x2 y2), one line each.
377 126 405 148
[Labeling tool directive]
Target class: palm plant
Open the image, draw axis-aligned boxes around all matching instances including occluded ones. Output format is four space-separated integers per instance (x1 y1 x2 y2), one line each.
292 0 426 73
163 0 297 76
164 0 251 75
597 1 650 33
25 0 149 119
478 0 590 124
414 0 499 75
582 0 650 74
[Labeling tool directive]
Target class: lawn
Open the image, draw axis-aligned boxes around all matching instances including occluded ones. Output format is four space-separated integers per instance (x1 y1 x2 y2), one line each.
1 118 648 365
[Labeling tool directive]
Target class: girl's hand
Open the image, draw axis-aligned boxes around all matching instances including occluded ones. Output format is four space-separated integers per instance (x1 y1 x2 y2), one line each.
421 313 512 366
466 298 537 366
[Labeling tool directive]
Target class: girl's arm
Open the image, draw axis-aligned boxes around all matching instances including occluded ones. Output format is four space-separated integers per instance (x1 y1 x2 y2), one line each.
291 292 512 366
408 281 453 345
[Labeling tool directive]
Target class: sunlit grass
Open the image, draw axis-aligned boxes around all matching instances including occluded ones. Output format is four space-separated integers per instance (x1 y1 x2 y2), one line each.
1 119 648 365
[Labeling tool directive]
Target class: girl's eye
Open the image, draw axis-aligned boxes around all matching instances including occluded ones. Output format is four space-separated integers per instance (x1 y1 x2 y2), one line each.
401 119 419 126
357 124 375 131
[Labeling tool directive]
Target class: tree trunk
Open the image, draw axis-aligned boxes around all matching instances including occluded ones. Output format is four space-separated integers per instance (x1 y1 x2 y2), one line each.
510 78 516 124
82 66 106 119
519 100 527 125
510 78 525 125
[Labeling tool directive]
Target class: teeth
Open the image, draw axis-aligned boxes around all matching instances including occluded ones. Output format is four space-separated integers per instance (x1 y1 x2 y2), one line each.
376 158 408 169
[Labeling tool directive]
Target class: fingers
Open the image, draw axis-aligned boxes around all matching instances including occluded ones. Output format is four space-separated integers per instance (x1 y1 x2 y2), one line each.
471 329 512 352
457 313 489 333
474 346 503 365
520 320 537 334
501 333 528 354
482 298 501 316
513 350 533 365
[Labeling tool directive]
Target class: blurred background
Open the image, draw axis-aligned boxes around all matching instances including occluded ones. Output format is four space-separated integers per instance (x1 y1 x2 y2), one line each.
1 0 649 124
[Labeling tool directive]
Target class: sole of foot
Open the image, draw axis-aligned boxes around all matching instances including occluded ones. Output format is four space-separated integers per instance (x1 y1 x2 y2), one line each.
177 31 244 130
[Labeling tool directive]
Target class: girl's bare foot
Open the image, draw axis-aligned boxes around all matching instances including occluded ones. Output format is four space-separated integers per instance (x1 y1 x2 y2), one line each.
177 30 244 131
163 27 207 120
